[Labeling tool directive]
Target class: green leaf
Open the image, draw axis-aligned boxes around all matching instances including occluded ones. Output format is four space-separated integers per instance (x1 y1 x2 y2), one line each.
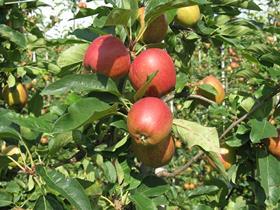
196 21 216 35
0 24 27 48
48 132 73 155
218 25 252 37
75 7 137 27
53 98 117 133
260 52 280 66
248 119 277 143
102 161 117 183
134 71 158 101
219 0 261 10
57 44 89 68
136 176 169 197
173 119 220 153
192 204 213 210
34 195 64 210
0 191 13 207
104 134 129 152
240 97 255 112
74 6 110 19
2 110 52 133
257 149 280 205
129 193 157 210
110 119 127 130
198 84 217 96
28 92 44 117
121 160 141 190
105 8 137 26
42 74 120 96
0 125 21 141
115 159 124 185
188 185 219 197
36 166 92 210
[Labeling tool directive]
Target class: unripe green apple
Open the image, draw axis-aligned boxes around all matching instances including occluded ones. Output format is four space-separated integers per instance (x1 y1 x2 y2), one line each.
176 5 200 27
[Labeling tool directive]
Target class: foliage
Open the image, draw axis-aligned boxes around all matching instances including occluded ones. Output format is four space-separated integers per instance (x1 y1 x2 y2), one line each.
0 0 279 209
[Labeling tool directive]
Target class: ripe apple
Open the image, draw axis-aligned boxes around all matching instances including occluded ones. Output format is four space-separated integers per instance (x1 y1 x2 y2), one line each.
132 135 175 168
2 83 28 108
225 65 233 72
83 34 131 79
127 97 173 146
228 48 237 56
129 48 176 97
230 61 240 69
197 75 225 104
78 1 87 9
138 7 168 44
267 129 280 158
183 182 197 190
175 5 200 27
40 135 49 145
175 139 182 148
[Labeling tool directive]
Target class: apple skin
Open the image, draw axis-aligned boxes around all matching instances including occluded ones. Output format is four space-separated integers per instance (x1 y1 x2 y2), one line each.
129 48 176 97
2 83 28 108
138 7 168 44
132 135 175 168
176 5 200 27
83 34 131 79
197 75 225 104
127 97 173 146
267 129 280 158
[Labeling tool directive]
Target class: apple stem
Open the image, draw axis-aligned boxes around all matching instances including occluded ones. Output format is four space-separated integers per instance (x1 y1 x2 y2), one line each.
140 135 147 143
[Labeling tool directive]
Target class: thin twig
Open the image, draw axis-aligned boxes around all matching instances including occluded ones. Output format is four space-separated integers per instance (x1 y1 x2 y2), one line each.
164 94 216 105
220 85 280 140
188 94 217 105
157 150 204 177
158 85 280 177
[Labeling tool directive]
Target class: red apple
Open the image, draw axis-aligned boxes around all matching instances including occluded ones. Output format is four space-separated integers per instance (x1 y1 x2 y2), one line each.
127 97 173 146
197 75 225 104
129 48 176 97
267 129 280 158
83 34 131 79
132 135 175 168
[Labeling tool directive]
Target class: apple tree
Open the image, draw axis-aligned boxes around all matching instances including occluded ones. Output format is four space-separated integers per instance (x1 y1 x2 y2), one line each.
0 0 280 209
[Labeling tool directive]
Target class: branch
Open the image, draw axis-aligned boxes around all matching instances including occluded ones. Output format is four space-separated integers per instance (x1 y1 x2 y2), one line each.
188 94 217 105
156 150 204 177
164 93 216 105
158 85 280 178
220 85 280 140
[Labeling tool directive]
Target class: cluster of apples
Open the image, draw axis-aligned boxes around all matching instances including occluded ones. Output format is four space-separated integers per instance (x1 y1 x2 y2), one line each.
83 5 204 167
